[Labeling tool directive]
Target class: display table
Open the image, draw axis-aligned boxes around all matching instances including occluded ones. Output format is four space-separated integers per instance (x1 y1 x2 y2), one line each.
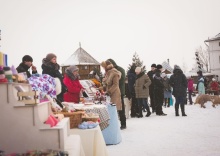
102 104 122 145
84 105 110 130
69 125 109 156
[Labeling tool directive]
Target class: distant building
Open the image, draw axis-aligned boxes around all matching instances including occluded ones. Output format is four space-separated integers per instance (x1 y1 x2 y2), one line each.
61 46 100 80
162 61 173 74
204 33 220 80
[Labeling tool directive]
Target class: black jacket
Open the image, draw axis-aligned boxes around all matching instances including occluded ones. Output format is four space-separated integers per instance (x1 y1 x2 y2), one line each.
16 63 37 78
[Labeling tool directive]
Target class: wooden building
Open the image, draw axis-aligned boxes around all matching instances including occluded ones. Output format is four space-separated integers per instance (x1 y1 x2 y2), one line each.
61 46 100 80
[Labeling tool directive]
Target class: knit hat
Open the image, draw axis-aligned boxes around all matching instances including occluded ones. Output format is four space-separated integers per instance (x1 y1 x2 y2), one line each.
46 53 57 61
22 55 33 62
174 65 181 70
135 67 142 73
212 78 216 81
161 73 167 78
156 64 162 70
151 64 156 68
66 65 79 73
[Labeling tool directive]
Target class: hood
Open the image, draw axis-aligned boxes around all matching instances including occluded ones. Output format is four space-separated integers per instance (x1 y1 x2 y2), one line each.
107 58 117 68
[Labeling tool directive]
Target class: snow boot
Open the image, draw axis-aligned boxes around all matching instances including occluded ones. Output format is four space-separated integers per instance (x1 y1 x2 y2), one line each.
181 104 187 116
175 104 179 116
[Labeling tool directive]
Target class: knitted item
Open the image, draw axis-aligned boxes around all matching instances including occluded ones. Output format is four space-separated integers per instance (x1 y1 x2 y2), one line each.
46 53 57 61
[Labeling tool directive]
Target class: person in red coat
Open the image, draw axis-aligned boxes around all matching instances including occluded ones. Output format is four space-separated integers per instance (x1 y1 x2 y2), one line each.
63 65 83 103
210 78 219 95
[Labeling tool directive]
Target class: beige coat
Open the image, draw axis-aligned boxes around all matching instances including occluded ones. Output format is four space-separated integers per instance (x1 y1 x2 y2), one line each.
135 73 151 98
103 65 122 110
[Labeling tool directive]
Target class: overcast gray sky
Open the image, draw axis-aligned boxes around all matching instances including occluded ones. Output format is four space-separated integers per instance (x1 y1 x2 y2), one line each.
0 0 220 73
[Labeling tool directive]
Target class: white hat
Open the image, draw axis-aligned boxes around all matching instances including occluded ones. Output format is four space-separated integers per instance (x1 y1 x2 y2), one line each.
161 73 167 78
135 67 142 73
212 78 216 81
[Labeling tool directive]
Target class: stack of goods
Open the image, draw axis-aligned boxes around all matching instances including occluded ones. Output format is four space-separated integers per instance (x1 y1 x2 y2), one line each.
0 66 7 83
78 121 99 129
3 66 13 82
82 112 100 123
1 149 68 156
54 104 85 129
0 52 8 67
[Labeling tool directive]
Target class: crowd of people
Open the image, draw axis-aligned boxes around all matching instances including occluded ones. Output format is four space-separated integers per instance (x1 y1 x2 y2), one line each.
15 54 220 130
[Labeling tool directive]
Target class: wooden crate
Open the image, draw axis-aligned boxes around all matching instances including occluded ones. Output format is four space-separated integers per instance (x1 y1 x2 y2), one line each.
17 91 40 105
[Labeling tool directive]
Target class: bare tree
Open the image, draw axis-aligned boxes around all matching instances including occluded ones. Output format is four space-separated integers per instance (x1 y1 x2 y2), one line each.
195 46 209 72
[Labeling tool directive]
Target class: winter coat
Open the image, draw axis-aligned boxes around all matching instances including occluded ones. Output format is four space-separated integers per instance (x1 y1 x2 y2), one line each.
103 65 122 110
187 78 194 92
153 69 164 93
16 63 38 78
210 81 219 91
63 74 83 103
169 68 187 97
107 59 125 96
135 72 151 98
41 60 66 94
197 76 205 94
147 70 155 90
162 77 172 98
127 69 136 96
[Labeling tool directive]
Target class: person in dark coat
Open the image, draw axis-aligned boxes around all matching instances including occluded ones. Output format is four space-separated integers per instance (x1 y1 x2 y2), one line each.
16 55 38 78
147 63 157 113
107 58 126 130
127 63 138 117
154 64 167 116
41 53 66 102
169 65 187 116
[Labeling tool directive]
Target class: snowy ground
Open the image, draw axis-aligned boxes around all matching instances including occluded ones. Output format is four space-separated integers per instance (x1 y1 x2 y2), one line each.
106 96 220 156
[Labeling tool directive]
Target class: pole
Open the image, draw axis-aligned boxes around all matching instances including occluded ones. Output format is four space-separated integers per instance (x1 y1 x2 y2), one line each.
195 52 201 71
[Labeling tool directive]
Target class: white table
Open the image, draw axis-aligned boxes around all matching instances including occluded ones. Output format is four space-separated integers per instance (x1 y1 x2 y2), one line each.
69 125 109 156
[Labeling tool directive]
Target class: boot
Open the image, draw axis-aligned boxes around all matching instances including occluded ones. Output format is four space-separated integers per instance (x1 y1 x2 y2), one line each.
145 105 151 117
175 104 179 116
137 104 143 118
180 104 187 116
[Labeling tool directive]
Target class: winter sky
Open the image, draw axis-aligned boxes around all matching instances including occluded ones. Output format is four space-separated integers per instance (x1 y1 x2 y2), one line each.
0 0 220 73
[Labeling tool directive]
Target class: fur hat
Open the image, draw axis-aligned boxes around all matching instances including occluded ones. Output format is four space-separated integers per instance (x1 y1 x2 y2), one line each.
212 78 216 81
101 60 112 69
135 67 142 73
66 65 79 73
46 53 57 61
161 73 167 78
156 64 162 70
174 65 181 70
151 64 156 68
22 55 33 62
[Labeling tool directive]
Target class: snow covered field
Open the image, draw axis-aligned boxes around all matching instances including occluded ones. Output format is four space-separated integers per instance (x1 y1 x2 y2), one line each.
107 97 220 156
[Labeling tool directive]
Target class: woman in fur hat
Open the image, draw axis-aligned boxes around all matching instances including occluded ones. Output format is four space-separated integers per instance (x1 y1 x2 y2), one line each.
41 53 66 102
101 60 122 115
63 65 83 103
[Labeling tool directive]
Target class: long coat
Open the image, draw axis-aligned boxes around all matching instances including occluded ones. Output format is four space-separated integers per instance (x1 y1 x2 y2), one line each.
63 74 83 103
108 59 125 96
169 69 187 97
135 72 151 98
103 65 122 110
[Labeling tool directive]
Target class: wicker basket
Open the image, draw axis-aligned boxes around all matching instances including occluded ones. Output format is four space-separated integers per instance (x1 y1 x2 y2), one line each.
55 111 85 129
82 115 99 123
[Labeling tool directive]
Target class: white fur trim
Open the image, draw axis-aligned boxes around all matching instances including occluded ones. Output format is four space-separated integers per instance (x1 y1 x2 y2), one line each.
54 78 61 95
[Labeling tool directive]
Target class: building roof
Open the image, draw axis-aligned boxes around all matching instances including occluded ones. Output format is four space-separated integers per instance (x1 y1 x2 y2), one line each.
161 61 173 73
61 47 100 66
204 33 220 42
